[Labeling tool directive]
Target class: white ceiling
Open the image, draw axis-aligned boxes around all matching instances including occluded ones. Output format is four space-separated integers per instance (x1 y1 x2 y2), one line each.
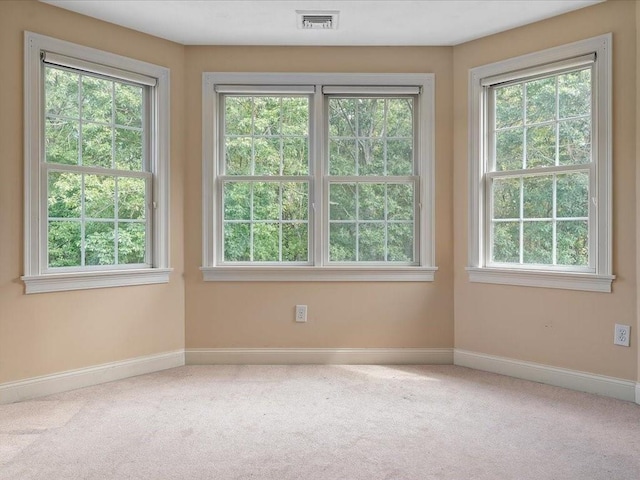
41 0 603 46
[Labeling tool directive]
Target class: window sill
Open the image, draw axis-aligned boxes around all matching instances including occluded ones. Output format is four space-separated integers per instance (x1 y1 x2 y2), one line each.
201 266 438 282
22 268 173 294
466 267 614 293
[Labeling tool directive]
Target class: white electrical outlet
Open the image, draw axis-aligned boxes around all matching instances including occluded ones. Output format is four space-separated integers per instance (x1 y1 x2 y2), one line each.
295 305 307 323
614 324 630 347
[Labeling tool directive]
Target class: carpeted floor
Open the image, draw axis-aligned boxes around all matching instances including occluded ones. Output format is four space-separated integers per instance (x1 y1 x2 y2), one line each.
0 365 638 479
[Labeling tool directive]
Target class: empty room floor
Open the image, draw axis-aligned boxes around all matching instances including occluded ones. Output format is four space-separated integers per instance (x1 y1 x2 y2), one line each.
1 365 639 479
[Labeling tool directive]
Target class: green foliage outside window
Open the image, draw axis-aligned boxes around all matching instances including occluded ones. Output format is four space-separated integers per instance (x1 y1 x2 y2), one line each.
491 68 591 267
45 66 147 268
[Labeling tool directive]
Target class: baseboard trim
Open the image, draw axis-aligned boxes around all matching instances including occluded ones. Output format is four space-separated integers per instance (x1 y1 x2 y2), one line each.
0 350 185 404
454 349 636 402
186 347 453 365
636 383 640 405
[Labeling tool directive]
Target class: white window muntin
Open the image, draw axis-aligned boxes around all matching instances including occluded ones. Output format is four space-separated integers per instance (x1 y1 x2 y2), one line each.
23 32 171 294
202 73 436 281
467 34 613 292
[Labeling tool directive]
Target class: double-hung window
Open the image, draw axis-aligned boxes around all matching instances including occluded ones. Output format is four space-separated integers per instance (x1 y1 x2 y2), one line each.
23 33 170 293
202 73 436 281
467 34 614 292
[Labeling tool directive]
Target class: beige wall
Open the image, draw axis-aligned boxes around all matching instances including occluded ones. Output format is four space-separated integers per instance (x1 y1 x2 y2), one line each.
0 1 186 383
184 47 454 349
453 0 638 380
2 0 638 387
636 0 640 385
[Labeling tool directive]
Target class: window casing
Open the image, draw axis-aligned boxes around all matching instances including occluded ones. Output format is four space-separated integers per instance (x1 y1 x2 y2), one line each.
23 32 171 293
467 34 614 292
202 73 436 281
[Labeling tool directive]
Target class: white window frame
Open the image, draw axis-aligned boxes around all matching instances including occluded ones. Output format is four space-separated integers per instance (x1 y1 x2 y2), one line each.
467 34 614 292
23 32 171 294
201 73 437 281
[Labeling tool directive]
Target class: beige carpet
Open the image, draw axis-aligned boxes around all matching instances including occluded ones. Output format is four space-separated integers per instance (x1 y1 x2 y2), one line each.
0 365 638 479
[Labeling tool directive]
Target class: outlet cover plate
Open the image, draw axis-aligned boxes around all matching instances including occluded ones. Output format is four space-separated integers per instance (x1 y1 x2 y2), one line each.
614 324 630 347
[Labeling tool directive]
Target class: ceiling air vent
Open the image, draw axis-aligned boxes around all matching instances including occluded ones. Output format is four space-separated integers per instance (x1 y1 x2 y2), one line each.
297 11 339 30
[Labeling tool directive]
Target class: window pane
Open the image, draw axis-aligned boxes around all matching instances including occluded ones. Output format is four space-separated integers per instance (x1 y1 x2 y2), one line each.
224 223 250 261
386 98 413 137
45 118 79 165
118 222 146 264
495 84 523 129
357 98 385 138
329 98 356 137
558 69 591 119
224 182 251 220
253 97 281 135
117 177 146 220
282 182 308 221
523 176 552 218
254 137 281 175
282 224 308 262
557 172 589 218
526 125 555 168
359 223 385 261
495 128 523 171
225 137 252 175
85 221 115 265
282 98 308 136
48 171 81 218
115 127 143 171
492 177 520 220
253 182 280 220
525 77 555 124
387 184 414 221
85 174 115 219
329 139 357 176
523 221 552 264
387 139 413 175
253 223 279 261
559 119 590 165
82 76 112 123
359 184 385 220
387 223 414 262
330 184 356 220
329 223 356 261
115 83 143 127
225 97 253 135
557 221 588 266
358 139 384 175
82 123 112 168
492 221 519 263
48 221 81 267
282 137 308 175
45 67 79 118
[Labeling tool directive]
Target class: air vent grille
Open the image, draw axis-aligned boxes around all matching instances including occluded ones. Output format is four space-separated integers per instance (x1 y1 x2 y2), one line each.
296 11 339 30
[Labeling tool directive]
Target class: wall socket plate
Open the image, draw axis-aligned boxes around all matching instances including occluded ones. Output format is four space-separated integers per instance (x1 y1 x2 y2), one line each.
295 305 307 323
614 324 630 347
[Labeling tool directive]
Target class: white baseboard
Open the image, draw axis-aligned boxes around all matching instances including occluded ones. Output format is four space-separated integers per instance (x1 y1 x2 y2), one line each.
0 350 185 404
454 349 636 403
186 347 453 365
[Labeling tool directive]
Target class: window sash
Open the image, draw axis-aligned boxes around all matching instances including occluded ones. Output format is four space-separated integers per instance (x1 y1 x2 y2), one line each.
484 65 596 272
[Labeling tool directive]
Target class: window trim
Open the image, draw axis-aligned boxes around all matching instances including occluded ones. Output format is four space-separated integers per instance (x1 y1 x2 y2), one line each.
201 72 437 281
467 34 614 293
23 32 171 294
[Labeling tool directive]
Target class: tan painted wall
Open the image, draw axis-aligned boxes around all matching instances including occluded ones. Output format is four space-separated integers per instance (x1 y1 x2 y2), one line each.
453 1 638 380
184 46 454 349
0 1 186 383
636 0 640 386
